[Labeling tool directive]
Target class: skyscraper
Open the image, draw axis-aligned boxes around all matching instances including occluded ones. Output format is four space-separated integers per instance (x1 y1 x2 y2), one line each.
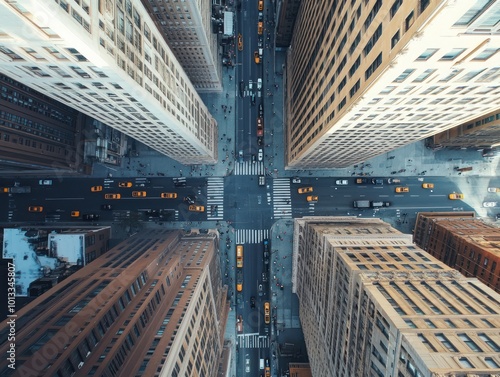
285 0 500 168
0 0 217 165
293 216 500 376
0 229 229 376
142 0 223 92
413 212 500 293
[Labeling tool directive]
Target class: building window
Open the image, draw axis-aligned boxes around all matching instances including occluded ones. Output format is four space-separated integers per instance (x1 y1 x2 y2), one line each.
405 11 415 31
417 48 439 60
458 334 483 352
390 0 403 19
420 0 430 13
440 48 466 61
459 357 474 368
478 333 500 352
436 333 458 352
473 48 498 60
454 0 495 26
394 69 416 83
391 30 400 49
413 69 436 82
485 357 500 368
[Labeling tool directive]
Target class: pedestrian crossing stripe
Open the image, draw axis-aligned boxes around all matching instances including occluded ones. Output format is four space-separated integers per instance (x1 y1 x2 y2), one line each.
235 229 270 244
273 178 292 219
237 333 270 349
233 161 266 175
207 178 224 220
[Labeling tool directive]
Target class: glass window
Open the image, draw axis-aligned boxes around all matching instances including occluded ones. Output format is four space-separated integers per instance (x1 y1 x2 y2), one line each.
459 357 474 368
485 357 499 368
417 48 439 60
473 48 498 60
479 333 500 352
458 334 483 352
394 69 415 83
440 48 466 61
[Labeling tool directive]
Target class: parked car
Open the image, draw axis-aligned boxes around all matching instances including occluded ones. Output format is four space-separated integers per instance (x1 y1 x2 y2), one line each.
237 33 243 51
387 178 401 184
254 51 260 64
118 181 132 188
184 195 196 205
258 103 264 117
371 178 383 185
307 195 318 202
449 193 464 200
395 187 410 193
483 201 497 207
104 193 121 199
422 183 434 189
298 187 313 194
83 214 100 220
161 192 177 199
335 179 348 185
39 179 52 185
188 204 205 212
292 177 301 184
91 185 103 192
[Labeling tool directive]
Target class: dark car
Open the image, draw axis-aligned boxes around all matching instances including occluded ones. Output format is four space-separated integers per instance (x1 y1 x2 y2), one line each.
83 214 100 220
258 103 264 117
263 239 270 264
184 195 196 205
257 136 263 146
250 296 256 309
239 81 245 97
173 177 187 187
371 178 383 185
101 204 112 210
251 154 256 163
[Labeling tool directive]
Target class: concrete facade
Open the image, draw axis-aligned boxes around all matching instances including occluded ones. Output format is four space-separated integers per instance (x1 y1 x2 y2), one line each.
414 212 500 293
292 216 500 376
432 108 500 148
141 0 223 92
0 0 217 165
0 229 230 376
285 0 500 168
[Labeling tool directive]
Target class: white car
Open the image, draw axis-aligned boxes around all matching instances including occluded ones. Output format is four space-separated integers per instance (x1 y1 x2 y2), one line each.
483 201 497 207
292 177 301 184
487 187 500 193
258 148 263 161
39 179 53 185
248 80 253 90
257 78 262 90
336 179 348 185
245 358 250 373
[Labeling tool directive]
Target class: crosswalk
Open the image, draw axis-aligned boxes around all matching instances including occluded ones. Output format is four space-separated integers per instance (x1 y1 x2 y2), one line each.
235 229 270 244
237 333 270 349
206 177 224 220
273 178 292 219
234 161 266 175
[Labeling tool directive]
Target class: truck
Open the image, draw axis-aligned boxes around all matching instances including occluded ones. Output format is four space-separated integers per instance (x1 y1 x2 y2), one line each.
371 201 391 208
353 200 391 208
353 200 370 208
2 185 31 194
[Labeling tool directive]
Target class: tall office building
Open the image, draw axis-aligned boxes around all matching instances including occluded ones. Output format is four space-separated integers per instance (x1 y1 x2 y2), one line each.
0 73 83 173
293 216 500 377
141 0 223 92
414 212 500 293
285 0 500 168
0 0 217 165
275 0 302 48
431 108 500 148
0 229 230 376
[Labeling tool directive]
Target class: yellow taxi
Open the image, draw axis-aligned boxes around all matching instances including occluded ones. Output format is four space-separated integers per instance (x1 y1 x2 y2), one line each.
236 245 243 268
298 187 313 194
422 183 434 189
265 367 270 377
105 193 121 199
189 204 205 212
132 191 147 197
258 21 263 35
118 181 132 188
395 187 410 193
254 51 260 64
306 195 318 202
71 211 80 217
91 185 103 192
237 33 243 51
161 192 177 199
264 302 270 324
449 193 464 200
28 206 43 212
258 0 264 11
